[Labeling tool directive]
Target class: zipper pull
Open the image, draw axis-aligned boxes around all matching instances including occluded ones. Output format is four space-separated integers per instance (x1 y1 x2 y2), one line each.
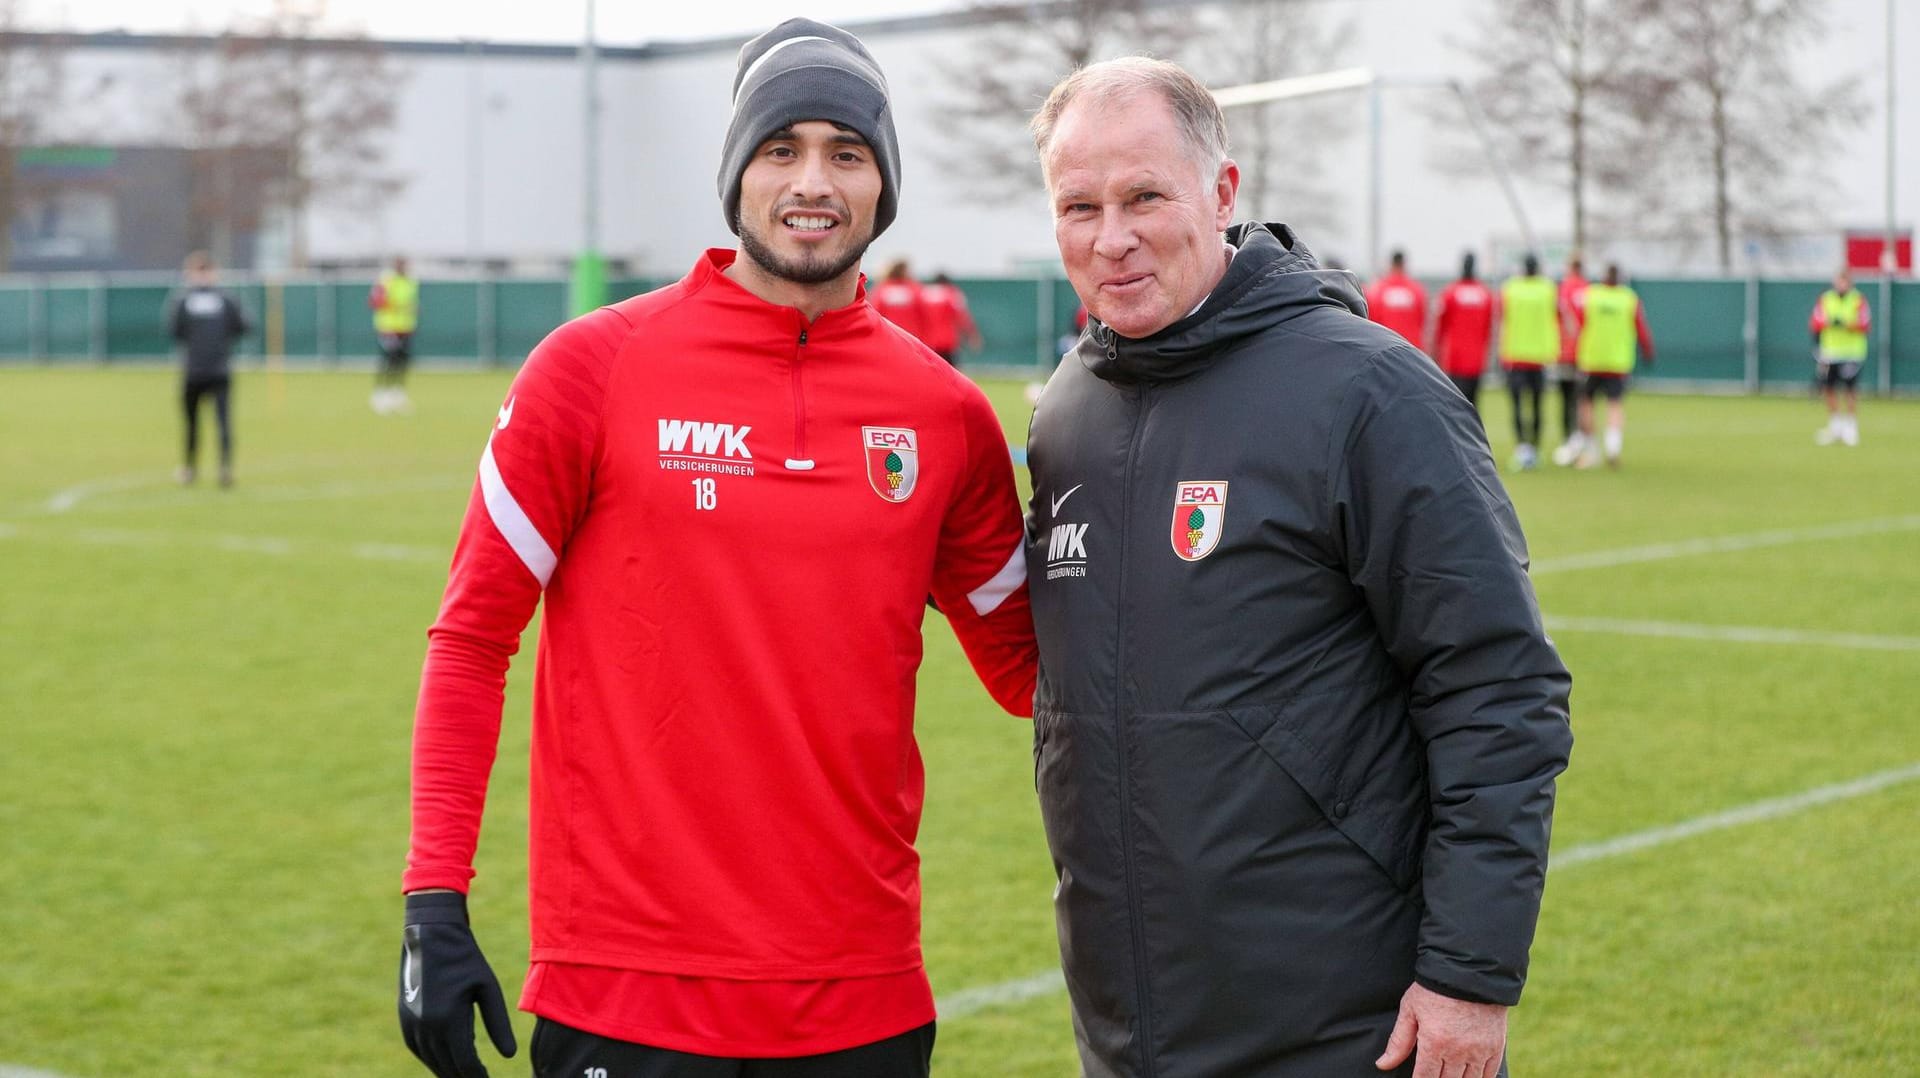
799 328 808 346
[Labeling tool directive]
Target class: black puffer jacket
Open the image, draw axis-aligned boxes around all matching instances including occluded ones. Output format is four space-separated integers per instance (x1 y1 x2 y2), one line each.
1024 223 1572 1077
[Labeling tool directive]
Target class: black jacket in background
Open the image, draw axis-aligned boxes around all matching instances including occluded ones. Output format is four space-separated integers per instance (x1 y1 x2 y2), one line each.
1024 222 1573 1077
168 286 250 381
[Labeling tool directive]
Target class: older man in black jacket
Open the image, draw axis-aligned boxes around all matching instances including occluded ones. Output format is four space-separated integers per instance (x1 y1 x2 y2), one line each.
1023 57 1572 1078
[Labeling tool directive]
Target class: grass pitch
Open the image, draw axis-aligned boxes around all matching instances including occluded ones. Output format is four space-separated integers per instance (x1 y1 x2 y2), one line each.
1 366 1915 1076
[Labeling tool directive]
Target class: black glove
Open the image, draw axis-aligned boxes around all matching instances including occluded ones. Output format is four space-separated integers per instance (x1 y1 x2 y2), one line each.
398 891 518 1078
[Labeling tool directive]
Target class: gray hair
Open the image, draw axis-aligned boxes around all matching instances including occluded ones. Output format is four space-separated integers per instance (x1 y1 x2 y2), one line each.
1030 57 1229 181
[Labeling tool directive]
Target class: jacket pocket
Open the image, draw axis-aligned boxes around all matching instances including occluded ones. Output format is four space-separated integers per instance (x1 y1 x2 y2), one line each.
1226 690 1428 894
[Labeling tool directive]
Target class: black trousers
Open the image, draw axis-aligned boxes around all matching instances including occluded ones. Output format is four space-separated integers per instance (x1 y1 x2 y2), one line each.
1446 374 1482 408
1558 367 1581 441
1507 366 1544 446
182 376 232 467
377 332 414 386
530 1017 935 1078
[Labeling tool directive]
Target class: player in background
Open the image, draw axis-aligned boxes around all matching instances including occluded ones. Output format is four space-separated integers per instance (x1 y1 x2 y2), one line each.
1499 254 1559 471
166 250 250 488
870 257 928 342
1363 248 1428 349
396 18 1036 1078
1572 263 1656 469
369 255 419 415
1430 251 1494 416
1554 255 1590 462
1810 268 1871 446
918 271 984 366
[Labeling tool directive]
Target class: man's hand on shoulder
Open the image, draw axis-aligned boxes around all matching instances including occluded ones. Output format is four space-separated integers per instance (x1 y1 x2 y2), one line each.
1375 982 1507 1078
398 890 517 1077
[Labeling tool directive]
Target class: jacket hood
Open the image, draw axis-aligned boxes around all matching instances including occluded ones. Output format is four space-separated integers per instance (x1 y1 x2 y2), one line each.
1077 222 1365 384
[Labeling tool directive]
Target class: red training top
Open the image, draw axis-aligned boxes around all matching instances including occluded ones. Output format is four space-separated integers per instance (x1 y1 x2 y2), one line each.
1557 271 1589 366
917 281 978 356
1431 278 1494 378
870 277 928 342
405 249 1038 1056
1363 269 1429 350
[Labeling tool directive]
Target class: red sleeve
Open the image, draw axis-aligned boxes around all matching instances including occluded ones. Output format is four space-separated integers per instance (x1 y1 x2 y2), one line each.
1635 302 1655 354
402 308 626 894
929 383 1037 717
1429 288 1451 361
1809 299 1827 333
1857 297 1871 332
954 290 978 337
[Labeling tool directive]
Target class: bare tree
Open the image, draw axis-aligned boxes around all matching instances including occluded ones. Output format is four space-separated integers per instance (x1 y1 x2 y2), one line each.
211 1 406 268
1638 0 1862 271
1448 0 1671 255
174 38 281 266
0 2 70 271
932 0 1207 203
1196 0 1356 232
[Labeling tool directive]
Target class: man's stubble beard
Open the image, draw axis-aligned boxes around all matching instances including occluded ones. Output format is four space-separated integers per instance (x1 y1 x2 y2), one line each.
735 209 874 286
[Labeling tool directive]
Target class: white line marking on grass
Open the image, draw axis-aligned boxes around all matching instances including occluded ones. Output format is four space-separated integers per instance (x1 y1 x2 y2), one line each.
1545 616 1920 652
938 969 1068 1019
1 524 446 565
44 472 163 513
1551 762 1920 869
1532 515 1920 575
0 1065 78 1078
935 761 1920 1020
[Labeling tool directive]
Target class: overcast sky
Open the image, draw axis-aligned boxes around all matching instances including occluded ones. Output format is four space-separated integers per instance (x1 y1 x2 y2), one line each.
31 0 962 44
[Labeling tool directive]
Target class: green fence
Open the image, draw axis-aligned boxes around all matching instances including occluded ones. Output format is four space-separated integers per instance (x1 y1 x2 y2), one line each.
4 271 1912 392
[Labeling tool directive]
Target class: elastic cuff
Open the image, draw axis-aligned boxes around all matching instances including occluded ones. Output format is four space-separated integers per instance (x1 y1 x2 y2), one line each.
404 890 470 927
1413 972 1517 1007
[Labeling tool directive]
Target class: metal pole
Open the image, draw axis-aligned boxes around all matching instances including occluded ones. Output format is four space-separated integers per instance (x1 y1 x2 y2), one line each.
1743 263 1760 393
91 273 108 362
1368 81 1382 277
1880 0 1896 395
1036 272 1053 371
27 277 43 362
478 276 496 367
583 0 600 261
318 272 336 367
467 38 486 265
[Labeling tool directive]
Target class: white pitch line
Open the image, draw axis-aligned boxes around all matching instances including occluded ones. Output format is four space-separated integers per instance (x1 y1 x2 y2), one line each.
1551 761 1920 869
1532 514 1920 575
937 969 1068 1020
0 523 446 565
43 472 162 514
0 1066 76 1078
1545 616 1920 652
935 761 1920 1021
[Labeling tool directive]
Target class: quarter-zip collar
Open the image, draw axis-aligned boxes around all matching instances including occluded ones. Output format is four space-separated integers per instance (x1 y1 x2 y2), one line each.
692 247 881 341
1077 223 1366 386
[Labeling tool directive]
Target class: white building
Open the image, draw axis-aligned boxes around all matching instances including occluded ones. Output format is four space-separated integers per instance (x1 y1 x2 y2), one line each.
45 0 1913 278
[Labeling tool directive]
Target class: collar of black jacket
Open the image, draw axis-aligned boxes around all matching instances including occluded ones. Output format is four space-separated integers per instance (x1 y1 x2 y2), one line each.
1077 222 1367 385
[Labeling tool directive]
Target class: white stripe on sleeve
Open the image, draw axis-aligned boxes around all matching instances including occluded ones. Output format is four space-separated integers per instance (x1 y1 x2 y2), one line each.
479 442 557 587
966 544 1027 616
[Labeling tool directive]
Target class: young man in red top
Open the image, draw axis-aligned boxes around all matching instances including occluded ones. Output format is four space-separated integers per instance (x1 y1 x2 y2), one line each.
1552 255 1590 462
918 272 983 366
870 257 928 342
1430 252 1494 413
396 19 1037 1078
1363 248 1428 350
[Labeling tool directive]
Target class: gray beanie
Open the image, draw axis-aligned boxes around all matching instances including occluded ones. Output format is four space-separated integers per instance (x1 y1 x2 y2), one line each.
717 18 900 238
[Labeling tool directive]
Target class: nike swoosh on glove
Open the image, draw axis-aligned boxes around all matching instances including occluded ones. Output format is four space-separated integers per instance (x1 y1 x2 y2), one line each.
398 891 518 1078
